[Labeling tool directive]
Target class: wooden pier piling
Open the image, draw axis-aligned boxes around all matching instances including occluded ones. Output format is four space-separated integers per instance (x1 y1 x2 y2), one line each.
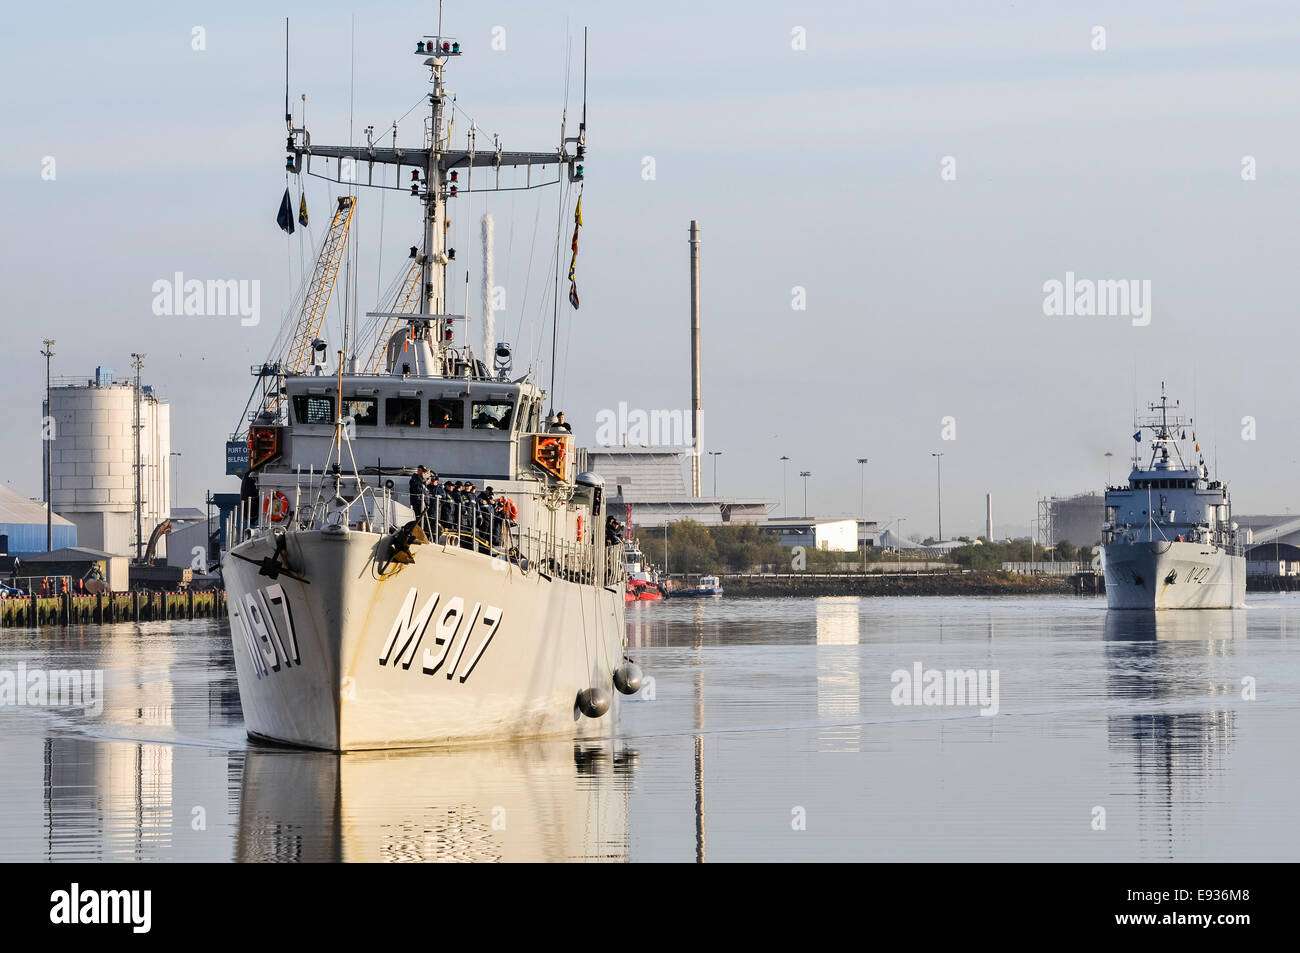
0 590 226 627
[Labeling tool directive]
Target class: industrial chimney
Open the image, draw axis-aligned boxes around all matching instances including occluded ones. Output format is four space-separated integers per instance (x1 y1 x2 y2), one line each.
689 220 702 497
481 213 495 360
986 493 994 543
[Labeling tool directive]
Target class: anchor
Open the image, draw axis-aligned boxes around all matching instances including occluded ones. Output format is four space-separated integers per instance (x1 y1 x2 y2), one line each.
230 533 311 584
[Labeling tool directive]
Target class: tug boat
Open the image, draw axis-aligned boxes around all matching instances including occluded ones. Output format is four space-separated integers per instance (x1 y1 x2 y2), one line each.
622 541 664 602
1102 386 1246 610
670 575 724 598
222 27 641 751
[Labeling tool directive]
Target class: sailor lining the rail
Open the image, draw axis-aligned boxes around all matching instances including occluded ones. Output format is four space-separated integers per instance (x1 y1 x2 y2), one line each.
606 515 624 545
409 466 429 522
240 470 259 527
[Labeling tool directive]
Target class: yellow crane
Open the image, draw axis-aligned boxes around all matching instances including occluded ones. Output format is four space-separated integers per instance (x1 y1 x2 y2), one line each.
283 195 358 374
364 257 423 374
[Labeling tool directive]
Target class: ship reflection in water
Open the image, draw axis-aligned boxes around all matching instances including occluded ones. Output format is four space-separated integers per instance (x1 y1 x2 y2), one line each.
2 596 1298 861
1102 609 1245 858
235 740 636 862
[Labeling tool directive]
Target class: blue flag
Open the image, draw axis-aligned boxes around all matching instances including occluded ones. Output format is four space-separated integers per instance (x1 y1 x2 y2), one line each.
1132 431 1141 442
276 188 295 234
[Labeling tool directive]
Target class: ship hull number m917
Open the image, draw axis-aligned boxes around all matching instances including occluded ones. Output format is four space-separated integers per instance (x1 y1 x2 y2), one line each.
378 588 503 683
231 584 301 680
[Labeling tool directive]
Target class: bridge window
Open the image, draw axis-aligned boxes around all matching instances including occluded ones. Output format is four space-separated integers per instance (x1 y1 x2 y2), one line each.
342 397 378 426
520 398 541 432
292 395 334 425
385 397 421 427
429 398 464 429
471 400 514 430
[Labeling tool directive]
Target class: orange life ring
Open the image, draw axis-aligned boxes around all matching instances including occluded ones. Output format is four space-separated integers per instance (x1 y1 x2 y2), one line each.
504 499 518 521
263 491 290 523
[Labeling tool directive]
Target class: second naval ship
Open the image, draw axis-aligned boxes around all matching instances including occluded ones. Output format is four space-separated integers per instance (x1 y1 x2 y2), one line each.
1101 387 1246 610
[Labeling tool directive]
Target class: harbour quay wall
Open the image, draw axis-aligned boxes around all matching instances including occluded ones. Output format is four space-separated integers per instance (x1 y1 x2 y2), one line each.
0 590 226 627
1247 576 1300 593
718 570 1075 598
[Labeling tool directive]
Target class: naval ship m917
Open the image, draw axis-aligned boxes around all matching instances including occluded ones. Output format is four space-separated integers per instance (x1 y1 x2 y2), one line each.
1101 387 1246 610
221 26 641 751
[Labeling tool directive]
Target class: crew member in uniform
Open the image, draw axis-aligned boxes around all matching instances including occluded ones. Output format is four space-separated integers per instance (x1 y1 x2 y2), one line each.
425 470 443 531
409 465 429 525
240 469 259 527
606 514 624 545
477 486 497 548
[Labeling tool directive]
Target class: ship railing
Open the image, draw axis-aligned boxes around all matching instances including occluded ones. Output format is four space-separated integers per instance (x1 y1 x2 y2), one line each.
604 543 628 587
412 499 604 585
419 497 521 562
230 477 401 543
229 482 621 588
512 527 597 584
1104 522 1247 555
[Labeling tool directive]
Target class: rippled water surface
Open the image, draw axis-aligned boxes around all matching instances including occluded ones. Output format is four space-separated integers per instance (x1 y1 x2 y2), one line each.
1 594 1297 861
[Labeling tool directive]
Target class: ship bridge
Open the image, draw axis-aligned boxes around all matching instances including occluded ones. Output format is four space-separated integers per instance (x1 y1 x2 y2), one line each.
1105 463 1232 547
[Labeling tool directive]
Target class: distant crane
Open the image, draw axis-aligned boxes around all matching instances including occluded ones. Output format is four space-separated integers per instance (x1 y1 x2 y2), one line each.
282 195 358 374
363 256 423 374
242 195 359 433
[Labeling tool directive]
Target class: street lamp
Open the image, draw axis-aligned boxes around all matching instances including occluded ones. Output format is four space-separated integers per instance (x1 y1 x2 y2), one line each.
896 516 907 566
799 471 812 518
856 458 868 570
709 450 723 497
930 452 944 542
856 458 868 519
1104 451 1114 486
41 339 55 552
780 455 790 516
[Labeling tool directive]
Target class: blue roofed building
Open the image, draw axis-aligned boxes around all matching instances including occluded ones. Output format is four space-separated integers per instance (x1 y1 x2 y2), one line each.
0 484 77 555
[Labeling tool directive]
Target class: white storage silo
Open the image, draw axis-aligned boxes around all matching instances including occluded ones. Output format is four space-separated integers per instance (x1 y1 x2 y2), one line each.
46 368 171 559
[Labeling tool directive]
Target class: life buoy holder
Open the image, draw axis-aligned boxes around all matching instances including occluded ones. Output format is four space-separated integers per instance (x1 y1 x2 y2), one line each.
264 491 290 523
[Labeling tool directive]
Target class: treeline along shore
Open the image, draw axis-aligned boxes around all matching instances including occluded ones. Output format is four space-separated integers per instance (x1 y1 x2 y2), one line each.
644 522 1094 597
715 570 1076 598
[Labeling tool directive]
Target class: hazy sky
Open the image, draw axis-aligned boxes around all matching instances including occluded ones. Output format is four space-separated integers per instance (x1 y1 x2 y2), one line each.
3 0 1299 538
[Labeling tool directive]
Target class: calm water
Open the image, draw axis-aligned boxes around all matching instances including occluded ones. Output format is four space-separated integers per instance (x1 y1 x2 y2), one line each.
1 594 1298 861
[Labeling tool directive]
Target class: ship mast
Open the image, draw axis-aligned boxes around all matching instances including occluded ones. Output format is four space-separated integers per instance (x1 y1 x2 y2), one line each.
284 28 585 377
1138 382 1191 471
422 54 446 331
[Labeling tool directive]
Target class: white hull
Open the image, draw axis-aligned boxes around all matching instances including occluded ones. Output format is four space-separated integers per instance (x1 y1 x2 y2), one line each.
224 529 626 751
1103 540 1245 610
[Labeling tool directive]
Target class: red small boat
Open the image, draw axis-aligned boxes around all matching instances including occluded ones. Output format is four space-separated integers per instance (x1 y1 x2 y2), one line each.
625 578 664 602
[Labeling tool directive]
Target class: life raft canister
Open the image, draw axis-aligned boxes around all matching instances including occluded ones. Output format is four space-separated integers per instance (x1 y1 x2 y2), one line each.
264 491 290 523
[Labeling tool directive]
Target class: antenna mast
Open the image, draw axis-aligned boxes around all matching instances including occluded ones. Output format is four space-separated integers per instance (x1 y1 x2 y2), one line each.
283 23 587 376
